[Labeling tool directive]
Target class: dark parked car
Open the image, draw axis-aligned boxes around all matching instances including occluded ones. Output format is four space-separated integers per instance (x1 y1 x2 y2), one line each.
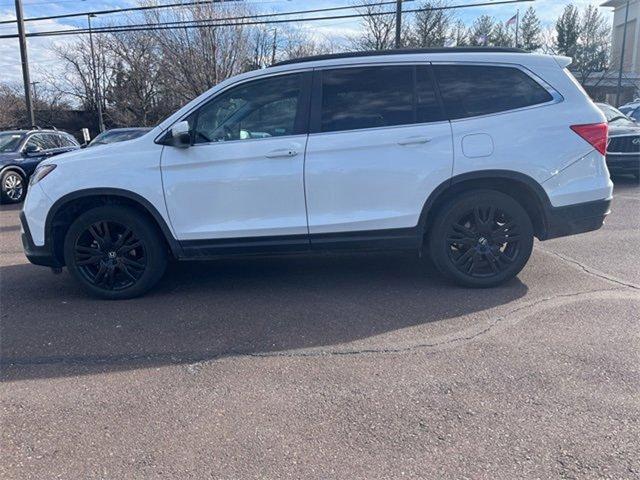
618 101 640 123
87 127 151 147
596 103 640 180
0 129 80 203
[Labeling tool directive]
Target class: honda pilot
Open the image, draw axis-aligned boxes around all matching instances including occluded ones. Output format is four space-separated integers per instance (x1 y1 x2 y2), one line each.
20 48 613 298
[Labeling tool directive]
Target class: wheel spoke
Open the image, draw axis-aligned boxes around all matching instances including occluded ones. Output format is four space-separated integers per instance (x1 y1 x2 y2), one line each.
454 248 474 266
118 240 142 254
121 257 145 270
88 224 104 244
114 228 132 249
118 263 139 282
75 245 103 256
93 264 108 284
76 255 102 266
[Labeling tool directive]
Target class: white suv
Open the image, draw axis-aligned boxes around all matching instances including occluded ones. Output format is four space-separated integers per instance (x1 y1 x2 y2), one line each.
21 48 613 299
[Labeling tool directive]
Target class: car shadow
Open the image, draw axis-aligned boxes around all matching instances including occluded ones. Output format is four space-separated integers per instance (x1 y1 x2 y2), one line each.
0 253 528 382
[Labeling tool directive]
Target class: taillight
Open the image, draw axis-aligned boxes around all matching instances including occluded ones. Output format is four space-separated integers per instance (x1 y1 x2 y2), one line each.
570 123 608 156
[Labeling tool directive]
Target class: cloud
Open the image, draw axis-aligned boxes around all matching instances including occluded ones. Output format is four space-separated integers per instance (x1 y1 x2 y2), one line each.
0 10 79 85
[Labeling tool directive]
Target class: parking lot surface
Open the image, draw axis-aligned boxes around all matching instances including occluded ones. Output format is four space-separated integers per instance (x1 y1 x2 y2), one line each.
1 178 639 479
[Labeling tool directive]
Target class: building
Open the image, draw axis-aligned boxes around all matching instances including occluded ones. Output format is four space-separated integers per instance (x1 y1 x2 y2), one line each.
594 0 640 105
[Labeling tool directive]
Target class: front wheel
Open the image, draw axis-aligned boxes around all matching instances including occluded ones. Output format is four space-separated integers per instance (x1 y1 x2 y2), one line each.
429 190 534 288
64 205 167 299
1 170 26 203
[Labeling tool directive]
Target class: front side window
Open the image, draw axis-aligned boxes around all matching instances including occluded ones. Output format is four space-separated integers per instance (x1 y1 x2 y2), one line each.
433 65 554 119
190 73 305 144
0 133 24 153
25 134 48 151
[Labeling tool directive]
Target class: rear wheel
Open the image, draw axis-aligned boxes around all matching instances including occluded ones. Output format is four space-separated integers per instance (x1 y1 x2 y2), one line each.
0 170 26 203
64 206 167 299
429 190 534 287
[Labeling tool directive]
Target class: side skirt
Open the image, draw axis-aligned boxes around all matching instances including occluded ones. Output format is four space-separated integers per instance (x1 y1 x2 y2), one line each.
179 228 420 259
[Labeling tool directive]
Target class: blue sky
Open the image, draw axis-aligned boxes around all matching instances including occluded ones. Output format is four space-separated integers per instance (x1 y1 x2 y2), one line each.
0 0 612 84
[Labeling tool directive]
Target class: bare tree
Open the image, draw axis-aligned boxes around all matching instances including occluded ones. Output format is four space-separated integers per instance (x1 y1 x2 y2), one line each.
350 1 397 50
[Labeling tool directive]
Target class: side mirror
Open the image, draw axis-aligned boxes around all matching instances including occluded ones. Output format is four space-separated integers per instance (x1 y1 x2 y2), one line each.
169 121 191 148
23 144 42 156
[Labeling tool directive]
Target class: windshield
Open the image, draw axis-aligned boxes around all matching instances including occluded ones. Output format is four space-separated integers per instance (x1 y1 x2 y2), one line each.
88 129 149 146
596 103 630 123
0 132 24 153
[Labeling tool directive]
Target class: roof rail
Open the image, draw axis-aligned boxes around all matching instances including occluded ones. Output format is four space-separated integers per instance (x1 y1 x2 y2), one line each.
272 47 528 67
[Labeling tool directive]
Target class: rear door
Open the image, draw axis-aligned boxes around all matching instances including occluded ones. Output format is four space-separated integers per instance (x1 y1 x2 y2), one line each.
304 64 453 245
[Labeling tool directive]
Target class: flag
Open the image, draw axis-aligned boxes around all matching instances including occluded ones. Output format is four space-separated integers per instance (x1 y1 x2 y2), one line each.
506 14 517 27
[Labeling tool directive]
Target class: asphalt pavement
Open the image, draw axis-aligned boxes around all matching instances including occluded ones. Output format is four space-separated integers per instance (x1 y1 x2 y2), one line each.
1 177 639 479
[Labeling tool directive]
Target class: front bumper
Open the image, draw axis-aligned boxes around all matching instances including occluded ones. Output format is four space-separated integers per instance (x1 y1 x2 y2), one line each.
542 197 612 240
606 154 640 176
20 211 61 268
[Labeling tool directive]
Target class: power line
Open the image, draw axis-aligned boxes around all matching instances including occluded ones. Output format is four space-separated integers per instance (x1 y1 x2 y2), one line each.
0 0 240 25
0 0 534 40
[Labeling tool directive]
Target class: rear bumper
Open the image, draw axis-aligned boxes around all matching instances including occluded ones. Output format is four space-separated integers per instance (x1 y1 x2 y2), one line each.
542 197 612 240
20 211 61 268
606 154 639 176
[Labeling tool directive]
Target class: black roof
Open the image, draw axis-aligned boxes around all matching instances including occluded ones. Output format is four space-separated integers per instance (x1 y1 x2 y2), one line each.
273 47 527 67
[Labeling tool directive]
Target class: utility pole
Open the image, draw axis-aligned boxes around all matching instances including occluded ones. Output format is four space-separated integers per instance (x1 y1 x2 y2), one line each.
615 0 630 107
14 0 35 128
271 28 277 65
88 13 105 133
395 0 402 49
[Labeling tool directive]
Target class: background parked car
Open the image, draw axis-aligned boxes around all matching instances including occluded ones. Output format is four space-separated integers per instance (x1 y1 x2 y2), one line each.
87 127 151 147
618 99 640 123
0 129 80 203
596 103 640 181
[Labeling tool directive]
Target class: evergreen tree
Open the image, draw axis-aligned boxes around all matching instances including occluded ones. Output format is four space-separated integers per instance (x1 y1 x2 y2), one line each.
469 15 495 46
492 21 513 47
519 7 542 51
411 1 452 47
555 4 580 57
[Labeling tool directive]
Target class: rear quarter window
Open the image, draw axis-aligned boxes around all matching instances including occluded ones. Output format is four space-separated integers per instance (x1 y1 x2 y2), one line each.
433 65 553 119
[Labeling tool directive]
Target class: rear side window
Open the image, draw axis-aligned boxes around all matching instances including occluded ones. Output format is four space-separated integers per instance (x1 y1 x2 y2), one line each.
319 66 445 133
433 65 553 119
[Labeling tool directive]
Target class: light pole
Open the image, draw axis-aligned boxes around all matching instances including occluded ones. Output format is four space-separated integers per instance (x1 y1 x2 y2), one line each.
88 13 105 133
615 0 630 107
14 0 35 128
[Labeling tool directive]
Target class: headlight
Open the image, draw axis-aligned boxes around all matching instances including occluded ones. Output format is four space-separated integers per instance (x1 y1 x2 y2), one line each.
30 164 57 186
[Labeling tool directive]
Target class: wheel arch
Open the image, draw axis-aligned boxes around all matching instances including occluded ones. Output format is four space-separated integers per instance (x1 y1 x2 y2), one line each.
418 170 552 241
45 188 182 265
0 165 28 179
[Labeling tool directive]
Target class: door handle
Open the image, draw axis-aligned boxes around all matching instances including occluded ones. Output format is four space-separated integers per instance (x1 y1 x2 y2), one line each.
398 136 431 146
265 148 298 158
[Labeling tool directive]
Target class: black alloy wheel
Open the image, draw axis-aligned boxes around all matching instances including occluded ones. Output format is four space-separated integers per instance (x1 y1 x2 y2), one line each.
446 205 521 278
429 190 534 288
64 205 167 299
73 220 147 291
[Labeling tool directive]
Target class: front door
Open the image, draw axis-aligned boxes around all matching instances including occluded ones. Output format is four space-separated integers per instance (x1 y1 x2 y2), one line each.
161 72 312 242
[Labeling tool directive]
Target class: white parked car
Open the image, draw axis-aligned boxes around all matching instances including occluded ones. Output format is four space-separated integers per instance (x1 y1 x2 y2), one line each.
21 48 613 299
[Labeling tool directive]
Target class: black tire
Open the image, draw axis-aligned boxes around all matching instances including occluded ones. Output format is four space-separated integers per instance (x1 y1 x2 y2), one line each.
64 205 167 299
429 190 534 288
0 170 26 204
